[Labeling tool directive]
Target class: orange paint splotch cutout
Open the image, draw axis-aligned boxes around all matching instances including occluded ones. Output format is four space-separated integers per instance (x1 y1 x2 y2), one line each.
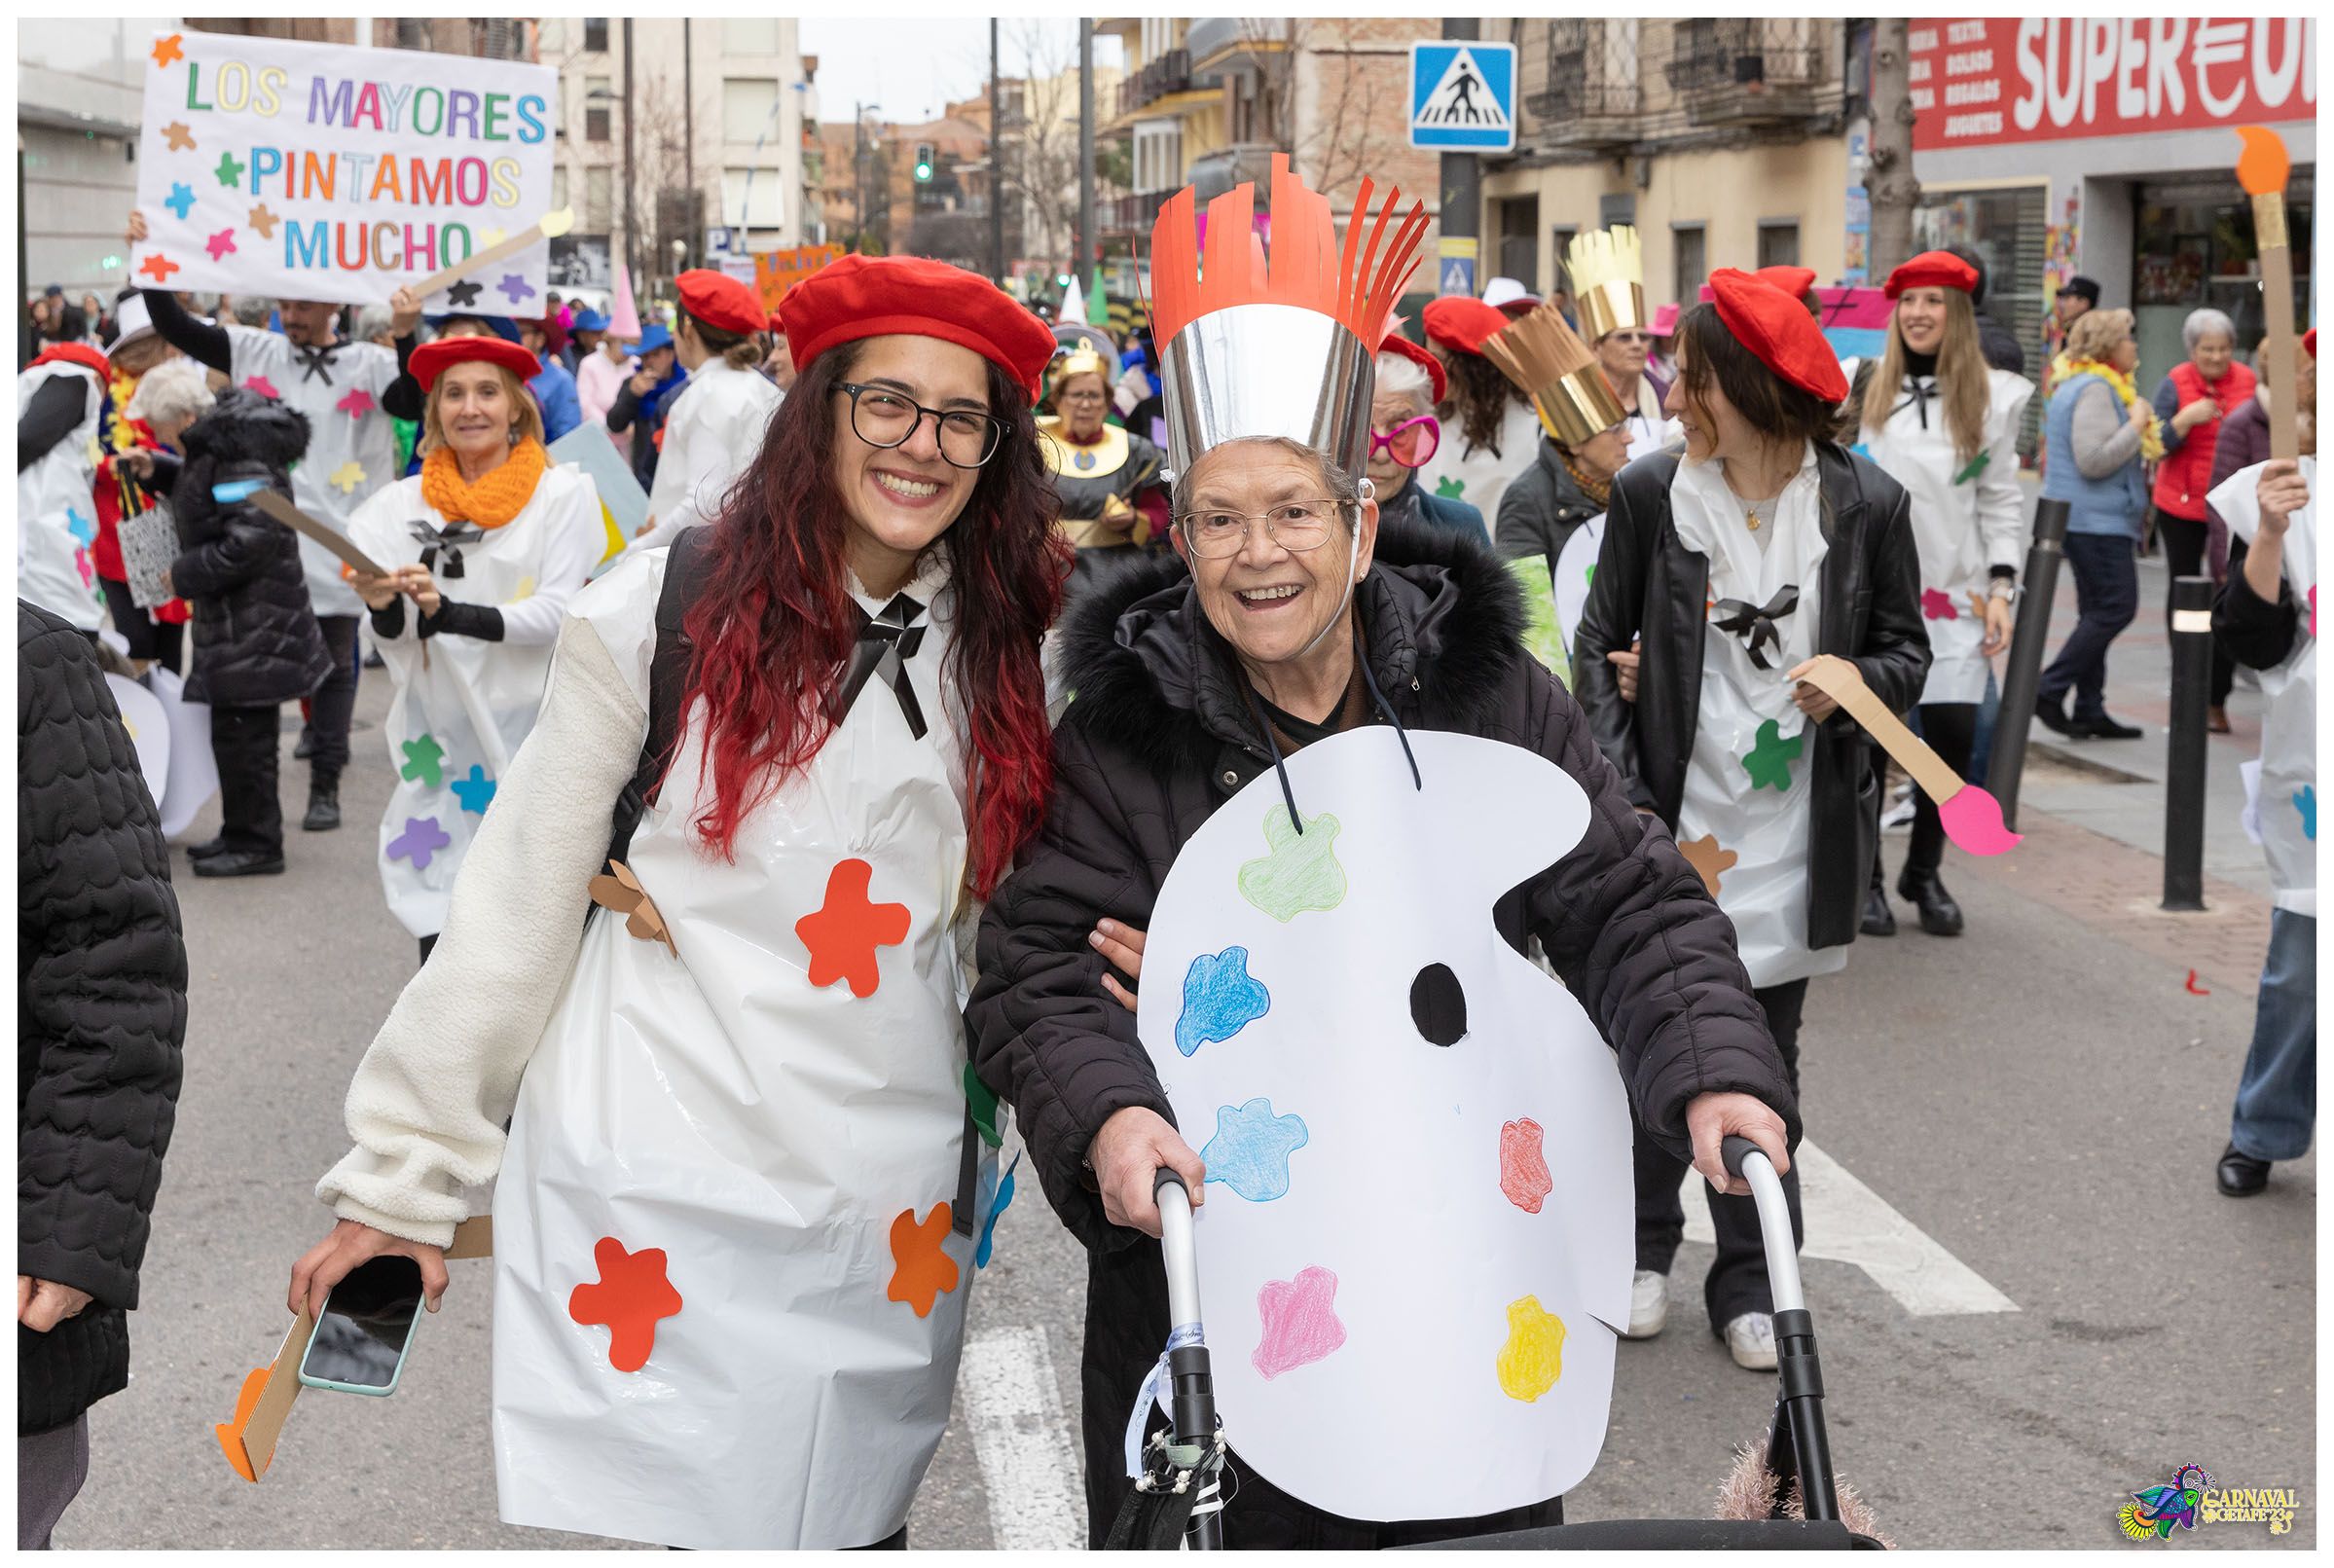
1678 833 1739 897
796 857 912 998
214 1364 271 1481
1496 1295 1567 1403
887 1202 960 1317
567 1236 683 1372
1498 1118 1552 1214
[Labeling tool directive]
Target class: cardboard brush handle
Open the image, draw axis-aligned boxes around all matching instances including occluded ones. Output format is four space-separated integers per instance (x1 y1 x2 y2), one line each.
249 491 389 577
1789 654 2022 857
412 206 576 302
2236 128 2298 463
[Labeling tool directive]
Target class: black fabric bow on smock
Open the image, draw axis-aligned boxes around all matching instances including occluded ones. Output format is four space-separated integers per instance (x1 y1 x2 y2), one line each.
408 519 487 578
293 341 345 385
831 592 929 739
1711 585 1800 671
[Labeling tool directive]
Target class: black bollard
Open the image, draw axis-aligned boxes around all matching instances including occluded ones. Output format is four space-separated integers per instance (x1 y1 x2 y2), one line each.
2162 574 2214 911
1988 497 2071 830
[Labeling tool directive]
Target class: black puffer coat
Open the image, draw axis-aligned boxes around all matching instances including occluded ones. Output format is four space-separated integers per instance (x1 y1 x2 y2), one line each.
966 519 1797 1545
166 388 333 707
18 602 188 1437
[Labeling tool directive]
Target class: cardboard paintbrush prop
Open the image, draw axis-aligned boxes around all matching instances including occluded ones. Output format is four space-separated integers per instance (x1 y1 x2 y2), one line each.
1788 655 2021 856
410 206 576 304
244 489 388 577
215 1218 492 1481
2236 128 2300 464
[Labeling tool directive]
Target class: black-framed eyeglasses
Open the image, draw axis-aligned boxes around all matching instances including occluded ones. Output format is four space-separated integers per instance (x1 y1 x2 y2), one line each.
834 382 1004 468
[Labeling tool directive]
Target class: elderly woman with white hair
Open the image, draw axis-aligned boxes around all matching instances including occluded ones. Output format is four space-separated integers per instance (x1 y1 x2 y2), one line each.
2148 306 2257 730
1368 332 1486 539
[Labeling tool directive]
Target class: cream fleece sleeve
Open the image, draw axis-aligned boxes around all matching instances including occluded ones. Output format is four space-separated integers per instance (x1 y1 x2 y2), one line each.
317 606 648 1246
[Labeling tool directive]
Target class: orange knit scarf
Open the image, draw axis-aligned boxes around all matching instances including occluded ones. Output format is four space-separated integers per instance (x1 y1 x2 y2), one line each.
419 439 549 529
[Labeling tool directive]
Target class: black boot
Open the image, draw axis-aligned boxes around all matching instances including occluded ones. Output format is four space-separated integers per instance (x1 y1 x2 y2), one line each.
1861 885 1897 936
2216 1143 2271 1196
293 727 316 760
187 834 232 859
303 783 341 832
2034 691 2072 736
193 849 286 878
2071 711 2144 740
1897 867 1964 935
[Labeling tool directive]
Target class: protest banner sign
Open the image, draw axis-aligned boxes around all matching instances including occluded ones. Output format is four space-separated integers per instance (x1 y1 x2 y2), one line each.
128 29 556 310
752 243 846 313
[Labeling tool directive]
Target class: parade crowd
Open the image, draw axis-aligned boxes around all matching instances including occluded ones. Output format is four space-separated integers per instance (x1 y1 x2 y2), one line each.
18 163 2316 1550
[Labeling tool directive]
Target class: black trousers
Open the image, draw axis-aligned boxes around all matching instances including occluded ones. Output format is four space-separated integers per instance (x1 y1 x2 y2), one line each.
1632 980 1809 1331
210 703 284 856
97 577 184 670
2039 530 2140 721
308 613 360 788
1870 702 1980 882
2157 511 2240 706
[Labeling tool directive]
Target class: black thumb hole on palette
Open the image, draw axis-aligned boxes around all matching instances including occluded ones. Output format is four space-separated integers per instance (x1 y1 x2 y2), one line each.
1410 963 1468 1047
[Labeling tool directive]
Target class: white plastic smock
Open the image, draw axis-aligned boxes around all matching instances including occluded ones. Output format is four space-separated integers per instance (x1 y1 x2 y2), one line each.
2210 456 2316 918
1136 725 1632 1521
1418 399 1542 522
346 463 604 937
16 357 109 631
631 358 782 552
491 547 989 1550
224 325 403 618
1553 511 1607 664
1862 365 2032 704
1670 448 1847 988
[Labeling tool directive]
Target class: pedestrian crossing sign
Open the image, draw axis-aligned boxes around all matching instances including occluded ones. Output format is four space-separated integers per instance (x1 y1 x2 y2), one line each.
1408 41 1516 153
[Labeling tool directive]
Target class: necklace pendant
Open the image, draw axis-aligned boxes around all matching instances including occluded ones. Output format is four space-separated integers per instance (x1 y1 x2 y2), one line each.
1745 509 1762 531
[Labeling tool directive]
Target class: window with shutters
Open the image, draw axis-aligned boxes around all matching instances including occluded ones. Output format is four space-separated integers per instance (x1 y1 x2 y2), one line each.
724 18 784 55
585 167 613 233
723 167 784 230
1757 221 1800 270
1672 224 1706 306
586 76 612 143
724 79 779 144
584 18 608 54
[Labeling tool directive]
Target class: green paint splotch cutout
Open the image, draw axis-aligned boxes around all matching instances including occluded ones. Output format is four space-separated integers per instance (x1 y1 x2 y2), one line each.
1506 556 1571 689
1238 808 1348 923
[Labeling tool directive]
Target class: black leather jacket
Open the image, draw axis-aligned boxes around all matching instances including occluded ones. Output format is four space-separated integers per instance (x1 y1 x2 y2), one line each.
1571 443 1930 951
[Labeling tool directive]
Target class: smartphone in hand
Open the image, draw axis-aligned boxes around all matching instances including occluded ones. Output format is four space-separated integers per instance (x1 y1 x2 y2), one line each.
296 1255 425 1397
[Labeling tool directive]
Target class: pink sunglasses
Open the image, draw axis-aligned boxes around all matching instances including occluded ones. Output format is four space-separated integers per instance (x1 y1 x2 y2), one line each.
1369 414 1441 468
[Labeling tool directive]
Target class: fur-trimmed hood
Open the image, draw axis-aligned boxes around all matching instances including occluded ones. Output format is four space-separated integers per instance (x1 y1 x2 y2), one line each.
1058 514 1530 779
180 386 312 467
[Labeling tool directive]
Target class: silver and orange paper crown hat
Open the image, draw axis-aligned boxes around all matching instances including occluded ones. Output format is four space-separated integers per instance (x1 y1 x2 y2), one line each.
1147 155 1429 476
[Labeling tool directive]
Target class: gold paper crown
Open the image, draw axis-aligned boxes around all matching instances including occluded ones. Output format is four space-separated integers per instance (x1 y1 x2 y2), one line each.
1482 300 1628 446
1566 226 1647 340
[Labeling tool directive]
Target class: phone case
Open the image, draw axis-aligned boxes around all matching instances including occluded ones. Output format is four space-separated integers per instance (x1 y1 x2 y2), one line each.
295 1294 421 1397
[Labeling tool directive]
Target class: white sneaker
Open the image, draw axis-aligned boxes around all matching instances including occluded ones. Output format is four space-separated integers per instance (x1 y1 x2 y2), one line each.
1623 1270 1668 1338
1725 1311 1778 1370
1879 784 1916 831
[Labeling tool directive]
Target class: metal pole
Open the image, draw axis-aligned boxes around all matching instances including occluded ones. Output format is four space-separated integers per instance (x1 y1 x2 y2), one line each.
2163 574 2214 911
1986 496 2070 830
622 18 636 296
1438 19 1480 298
683 18 694 271
1078 19 1096 304
990 19 1005 287
855 103 866 253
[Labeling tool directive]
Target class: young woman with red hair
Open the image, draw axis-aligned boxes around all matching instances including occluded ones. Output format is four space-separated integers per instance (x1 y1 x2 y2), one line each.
288 255 1066 1550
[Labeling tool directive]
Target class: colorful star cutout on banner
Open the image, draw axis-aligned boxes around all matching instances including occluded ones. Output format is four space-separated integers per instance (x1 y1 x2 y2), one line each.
450 764 496 815
328 459 367 494
204 228 237 262
213 151 246 190
241 374 278 398
151 33 185 67
336 386 376 419
247 203 278 239
497 273 535 305
138 253 181 284
163 182 196 222
795 857 911 998
399 733 446 787
162 122 196 152
567 1236 683 1372
885 1203 960 1318
446 278 484 308
385 815 452 871
1740 718 1804 792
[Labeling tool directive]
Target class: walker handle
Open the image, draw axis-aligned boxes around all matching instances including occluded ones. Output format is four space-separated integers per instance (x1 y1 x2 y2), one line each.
1153 1169 1204 1334
1720 1136 1803 1315
1721 1134 1764 1179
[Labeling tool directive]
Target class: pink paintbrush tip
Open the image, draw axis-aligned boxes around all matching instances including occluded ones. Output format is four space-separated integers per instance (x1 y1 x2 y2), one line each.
1939 784 2021 857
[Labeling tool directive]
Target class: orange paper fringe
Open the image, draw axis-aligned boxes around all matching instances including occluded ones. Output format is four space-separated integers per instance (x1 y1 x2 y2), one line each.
1147 154 1428 353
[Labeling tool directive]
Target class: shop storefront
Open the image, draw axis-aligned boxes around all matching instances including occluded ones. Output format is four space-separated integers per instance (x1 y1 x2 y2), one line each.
1910 18 2315 400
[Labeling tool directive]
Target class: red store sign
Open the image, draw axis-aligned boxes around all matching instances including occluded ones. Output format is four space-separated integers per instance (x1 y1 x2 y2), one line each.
1910 18 2316 149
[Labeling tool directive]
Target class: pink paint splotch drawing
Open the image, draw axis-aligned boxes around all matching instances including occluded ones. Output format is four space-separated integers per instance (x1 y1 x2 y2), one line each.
1498 1117 1552 1213
1253 1265 1347 1380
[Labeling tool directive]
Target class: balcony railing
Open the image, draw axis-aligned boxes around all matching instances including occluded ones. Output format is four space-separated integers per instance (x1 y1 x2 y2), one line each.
1117 47 1192 118
1665 19 1829 126
1102 188 1172 236
1522 20 1643 149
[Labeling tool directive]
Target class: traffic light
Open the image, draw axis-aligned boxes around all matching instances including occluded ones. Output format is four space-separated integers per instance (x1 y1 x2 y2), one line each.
913 143 934 183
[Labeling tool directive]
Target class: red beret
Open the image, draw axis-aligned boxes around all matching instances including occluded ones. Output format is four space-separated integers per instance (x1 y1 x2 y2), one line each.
1754 265 1818 302
409 335 543 393
779 253 1058 403
1378 331 1446 404
1883 250 1979 300
2305 328 2317 362
1707 269 1849 404
767 310 786 336
675 269 767 338
1421 296 1512 358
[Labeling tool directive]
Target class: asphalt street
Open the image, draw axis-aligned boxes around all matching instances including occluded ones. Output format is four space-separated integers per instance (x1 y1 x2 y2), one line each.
60 579 2314 1550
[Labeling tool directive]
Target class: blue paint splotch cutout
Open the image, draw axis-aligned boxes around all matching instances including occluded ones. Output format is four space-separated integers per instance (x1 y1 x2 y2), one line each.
1175 945 1271 1057
1201 1098 1310 1202
975 1151 1021 1270
2295 784 2316 841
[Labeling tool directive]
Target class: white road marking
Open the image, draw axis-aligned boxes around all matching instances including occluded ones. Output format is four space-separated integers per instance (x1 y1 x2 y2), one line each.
1681 1138 2018 1315
959 1324 1088 1550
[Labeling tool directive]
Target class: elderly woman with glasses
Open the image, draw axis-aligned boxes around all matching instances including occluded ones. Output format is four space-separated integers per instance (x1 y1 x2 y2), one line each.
2148 306 2257 730
1039 344 1168 589
291 257 1068 1550
968 161 1795 1549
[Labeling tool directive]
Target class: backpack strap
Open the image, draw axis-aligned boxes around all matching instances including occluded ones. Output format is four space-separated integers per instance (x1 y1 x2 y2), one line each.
602 527 719 874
